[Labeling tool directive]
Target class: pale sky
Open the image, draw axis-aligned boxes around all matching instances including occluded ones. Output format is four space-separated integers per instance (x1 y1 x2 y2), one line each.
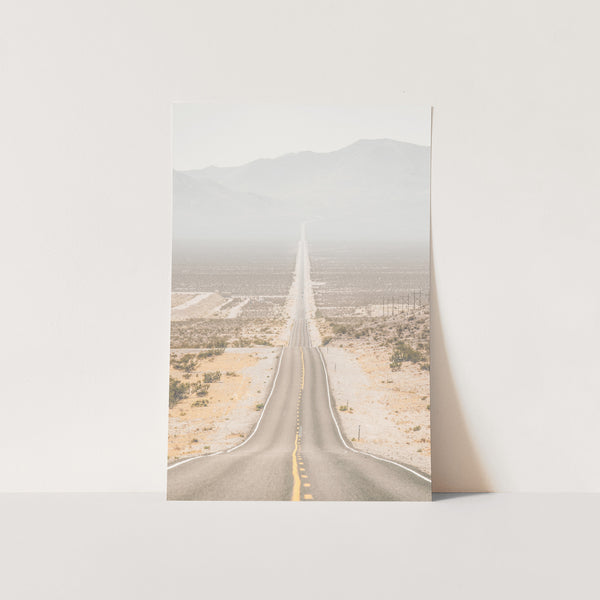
172 103 431 170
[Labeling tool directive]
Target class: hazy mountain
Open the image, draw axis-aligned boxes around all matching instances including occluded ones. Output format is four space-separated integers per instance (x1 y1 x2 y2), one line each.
173 170 277 213
173 139 430 244
172 171 299 243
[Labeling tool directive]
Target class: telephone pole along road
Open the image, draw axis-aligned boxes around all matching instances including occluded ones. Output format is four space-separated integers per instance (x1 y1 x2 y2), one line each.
167 225 431 501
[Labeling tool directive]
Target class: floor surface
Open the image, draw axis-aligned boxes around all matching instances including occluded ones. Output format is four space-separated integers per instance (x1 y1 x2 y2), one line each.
1 493 597 599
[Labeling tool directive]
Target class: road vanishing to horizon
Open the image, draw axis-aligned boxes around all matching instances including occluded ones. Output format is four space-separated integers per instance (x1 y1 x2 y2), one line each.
167 226 431 501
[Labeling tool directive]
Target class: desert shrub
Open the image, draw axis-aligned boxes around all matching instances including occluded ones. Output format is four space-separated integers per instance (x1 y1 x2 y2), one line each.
207 336 227 348
331 323 349 335
255 402 264 411
197 347 225 359
389 354 402 370
203 371 222 383
171 353 198 373
390 341 422 371
169 377 188 408
192 398 209 407
190 382 210 396
321 336 333 346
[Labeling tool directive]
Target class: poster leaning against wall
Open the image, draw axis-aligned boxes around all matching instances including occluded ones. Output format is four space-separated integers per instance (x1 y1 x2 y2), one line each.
167 104 432 501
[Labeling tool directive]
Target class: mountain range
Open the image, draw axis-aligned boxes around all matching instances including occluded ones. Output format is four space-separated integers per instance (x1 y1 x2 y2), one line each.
173 138 430 243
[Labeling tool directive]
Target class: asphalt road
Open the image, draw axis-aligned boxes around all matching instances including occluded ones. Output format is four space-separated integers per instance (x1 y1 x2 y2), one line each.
167 234 431 501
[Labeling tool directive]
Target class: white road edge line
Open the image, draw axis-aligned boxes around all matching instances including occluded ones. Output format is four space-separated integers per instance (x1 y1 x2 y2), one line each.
167 346 286 470
316 347 432 484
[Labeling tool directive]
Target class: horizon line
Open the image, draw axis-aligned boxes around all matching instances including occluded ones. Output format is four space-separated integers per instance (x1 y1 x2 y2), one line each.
174 137 430 172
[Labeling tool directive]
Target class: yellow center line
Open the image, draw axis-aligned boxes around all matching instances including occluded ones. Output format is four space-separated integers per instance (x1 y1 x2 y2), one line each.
291 432 301 501
291 348 306 502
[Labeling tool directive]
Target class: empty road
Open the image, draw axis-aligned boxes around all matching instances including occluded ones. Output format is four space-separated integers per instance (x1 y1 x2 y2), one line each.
167 229 431 501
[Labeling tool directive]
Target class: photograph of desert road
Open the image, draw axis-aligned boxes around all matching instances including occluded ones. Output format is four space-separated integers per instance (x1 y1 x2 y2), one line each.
167 105 432 501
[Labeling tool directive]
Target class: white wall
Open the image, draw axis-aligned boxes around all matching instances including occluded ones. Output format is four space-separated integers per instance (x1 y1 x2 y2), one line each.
1 0 598 492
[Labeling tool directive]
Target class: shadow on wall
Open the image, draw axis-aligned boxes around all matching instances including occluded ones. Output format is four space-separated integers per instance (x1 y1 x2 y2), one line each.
430 251 493 492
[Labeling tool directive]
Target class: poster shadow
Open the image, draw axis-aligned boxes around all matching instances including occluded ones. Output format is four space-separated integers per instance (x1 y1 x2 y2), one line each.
432 492 487 502
430 250 493 492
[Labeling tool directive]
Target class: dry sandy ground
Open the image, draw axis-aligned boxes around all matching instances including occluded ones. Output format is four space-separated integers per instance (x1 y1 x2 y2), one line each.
168 347 279 463
303 239 322 347
171 292 228 320
171 292 199 308
322 343 431 475
169 259 296 463
273 244 299 346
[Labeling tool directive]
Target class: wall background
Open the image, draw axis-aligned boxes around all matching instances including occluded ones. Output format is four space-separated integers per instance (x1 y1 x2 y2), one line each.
1 0 599 492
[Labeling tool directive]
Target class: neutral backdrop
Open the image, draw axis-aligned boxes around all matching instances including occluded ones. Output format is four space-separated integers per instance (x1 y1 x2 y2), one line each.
1 0 599 493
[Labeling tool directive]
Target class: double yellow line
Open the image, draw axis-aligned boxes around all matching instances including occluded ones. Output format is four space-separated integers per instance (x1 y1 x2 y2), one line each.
291 349 305 501
292 432 301 501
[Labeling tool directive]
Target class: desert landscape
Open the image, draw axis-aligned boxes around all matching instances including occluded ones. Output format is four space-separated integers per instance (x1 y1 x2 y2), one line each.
168 132 431 500
168 242 296 463
168 346 279 462
168 235 430 476
309 241 431 475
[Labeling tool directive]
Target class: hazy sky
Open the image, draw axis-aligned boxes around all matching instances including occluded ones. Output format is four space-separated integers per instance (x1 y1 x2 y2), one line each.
173 104 431 170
